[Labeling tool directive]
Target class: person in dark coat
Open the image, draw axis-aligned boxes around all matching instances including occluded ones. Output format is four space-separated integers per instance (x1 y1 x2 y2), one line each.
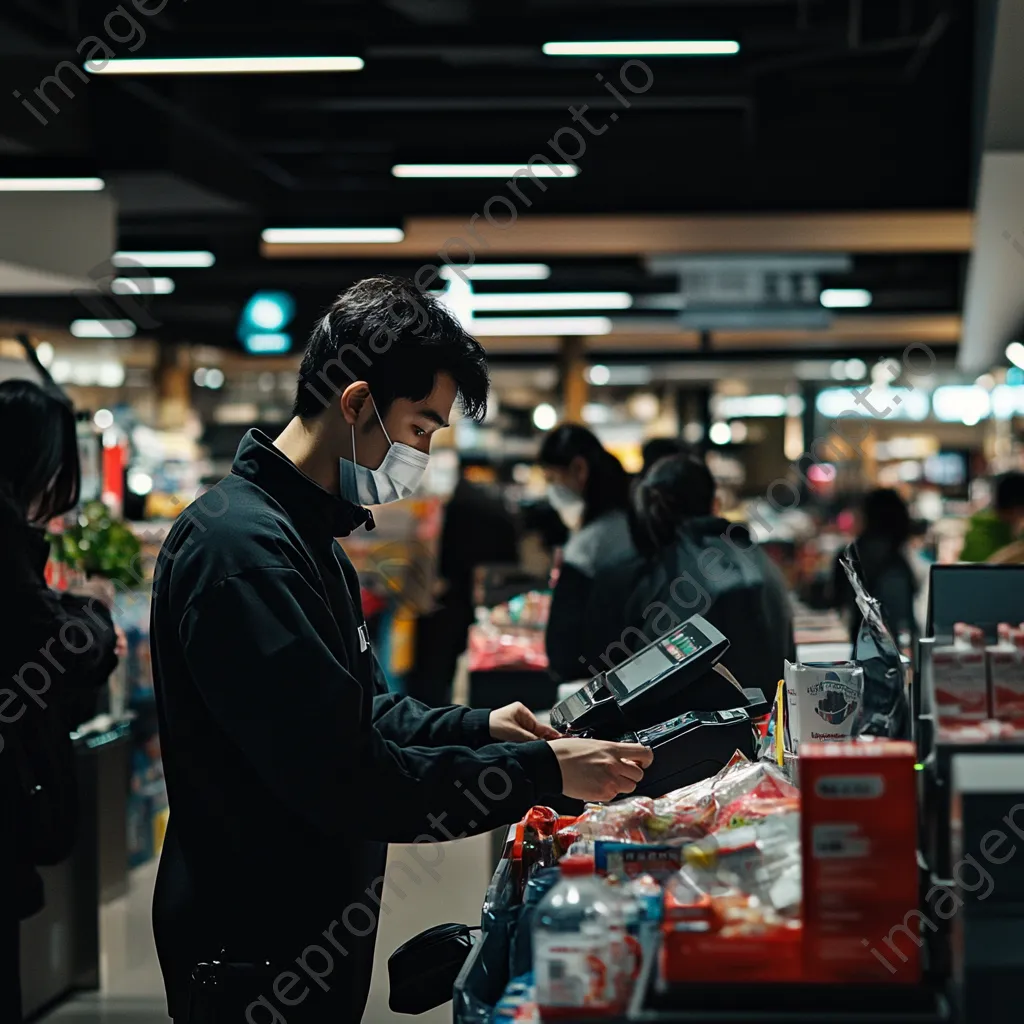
832 488 919 646
149 277 652 1023
0 379 119 1023
571 454 795 701
539 425 637 681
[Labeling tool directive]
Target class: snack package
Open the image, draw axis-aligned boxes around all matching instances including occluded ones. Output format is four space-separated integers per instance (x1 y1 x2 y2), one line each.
988 625 1024 725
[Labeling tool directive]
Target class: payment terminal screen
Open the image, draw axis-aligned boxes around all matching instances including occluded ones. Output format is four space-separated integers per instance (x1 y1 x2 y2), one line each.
610 644 674 693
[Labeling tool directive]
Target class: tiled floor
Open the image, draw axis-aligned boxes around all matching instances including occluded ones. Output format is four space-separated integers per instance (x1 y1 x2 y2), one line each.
43 832 493 1023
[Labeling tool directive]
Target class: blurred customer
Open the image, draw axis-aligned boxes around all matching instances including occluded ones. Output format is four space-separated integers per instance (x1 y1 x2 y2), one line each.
407 463 519 705
573 454 794 700
641 436 698 475
0 380 120 1023
960 471 1024 562
832 488 919 644
539 424 635 680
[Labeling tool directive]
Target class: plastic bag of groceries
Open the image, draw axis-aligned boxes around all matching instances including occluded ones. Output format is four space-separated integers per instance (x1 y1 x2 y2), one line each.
838 549 912 739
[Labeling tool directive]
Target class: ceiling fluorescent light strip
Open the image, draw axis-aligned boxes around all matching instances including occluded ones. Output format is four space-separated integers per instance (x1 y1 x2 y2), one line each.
0 177 104 191
113 250 215 268
542 40 740 56
86 56 364 74
470 316 612 336
261 227 404 244
471 292 633 311
439 264 551 281
392 164 577 178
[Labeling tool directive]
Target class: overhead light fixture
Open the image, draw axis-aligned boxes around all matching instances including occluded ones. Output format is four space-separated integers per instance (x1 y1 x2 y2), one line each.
112 276 175 295
587 364 611 386
439 264 551 281
820 288 873 309
86 56 364 75
93 409 114 430
261 227 404 244
1006 341 1024 370
392 164 578 178
709 422 732 445
470 316 612 336
113 251 215 268
0 177 104 191
240 291 296 335
127 470 154 496
542 40 740 56
70 319 136 339
470 292 632 312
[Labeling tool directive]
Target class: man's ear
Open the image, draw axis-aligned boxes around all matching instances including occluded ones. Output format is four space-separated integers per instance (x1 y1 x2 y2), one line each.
340 381 371 426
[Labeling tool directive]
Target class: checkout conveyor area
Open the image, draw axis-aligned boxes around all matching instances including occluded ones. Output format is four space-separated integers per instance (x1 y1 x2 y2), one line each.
442 580 1024 1024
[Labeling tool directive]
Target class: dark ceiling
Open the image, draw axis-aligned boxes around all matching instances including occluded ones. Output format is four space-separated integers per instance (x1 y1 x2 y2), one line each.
0 0 983 353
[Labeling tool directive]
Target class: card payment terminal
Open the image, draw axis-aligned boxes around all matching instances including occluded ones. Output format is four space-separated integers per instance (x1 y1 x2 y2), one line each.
549 614 768 796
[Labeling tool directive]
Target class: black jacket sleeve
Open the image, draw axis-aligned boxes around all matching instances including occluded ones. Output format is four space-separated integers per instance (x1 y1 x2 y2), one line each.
179 567 562 844
372 669 493 749
545 563 595 682
3 531 119 695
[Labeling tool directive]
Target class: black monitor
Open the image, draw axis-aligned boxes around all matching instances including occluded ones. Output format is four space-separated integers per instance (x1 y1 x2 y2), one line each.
927 564 1024 642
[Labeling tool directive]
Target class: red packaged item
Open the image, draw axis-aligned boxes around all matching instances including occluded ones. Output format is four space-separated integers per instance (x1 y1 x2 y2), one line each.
800 740 920 984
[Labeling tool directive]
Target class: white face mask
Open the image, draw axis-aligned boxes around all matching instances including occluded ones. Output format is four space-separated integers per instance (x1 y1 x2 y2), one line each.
340 399 429 506
547 482 583 517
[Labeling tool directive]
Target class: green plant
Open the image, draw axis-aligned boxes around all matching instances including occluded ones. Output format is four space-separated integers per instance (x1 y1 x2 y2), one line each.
56 500 142 587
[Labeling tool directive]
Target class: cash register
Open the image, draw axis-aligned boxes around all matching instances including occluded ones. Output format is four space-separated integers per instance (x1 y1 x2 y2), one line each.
549 614 768 795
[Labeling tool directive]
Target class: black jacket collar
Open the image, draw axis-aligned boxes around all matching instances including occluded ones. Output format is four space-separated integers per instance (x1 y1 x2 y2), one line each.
231 429 374 538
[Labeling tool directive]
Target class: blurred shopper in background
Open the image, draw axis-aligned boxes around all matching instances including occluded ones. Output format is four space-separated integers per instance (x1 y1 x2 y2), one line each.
833 488 919 645
539 424 636 680
960 471 1024 563
0 380 120 1023
564 454 794 699
407 461 519 705
641 436 698 475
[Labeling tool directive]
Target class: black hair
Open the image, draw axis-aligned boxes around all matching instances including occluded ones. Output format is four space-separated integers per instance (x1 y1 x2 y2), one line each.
293 275 489 421
995 471 1024 512
538 424 631 526
861 488 911 546
641 437 697 474
632 454 716 556
0 378 80 524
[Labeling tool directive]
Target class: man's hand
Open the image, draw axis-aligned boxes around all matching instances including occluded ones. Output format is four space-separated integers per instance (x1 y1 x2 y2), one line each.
490 702 562 743
548 739 654 802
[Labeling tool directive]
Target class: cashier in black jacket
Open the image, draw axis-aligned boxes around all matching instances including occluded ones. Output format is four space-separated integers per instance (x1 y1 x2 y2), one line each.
150 276 652 1024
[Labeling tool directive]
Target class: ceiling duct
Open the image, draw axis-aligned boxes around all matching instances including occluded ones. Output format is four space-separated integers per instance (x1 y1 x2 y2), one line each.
646 254 852 330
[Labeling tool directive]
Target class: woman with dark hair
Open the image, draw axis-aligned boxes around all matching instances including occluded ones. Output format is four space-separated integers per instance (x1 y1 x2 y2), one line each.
575 454 795 700
0 378 120 1022
539 425 636 680
832 487 919 644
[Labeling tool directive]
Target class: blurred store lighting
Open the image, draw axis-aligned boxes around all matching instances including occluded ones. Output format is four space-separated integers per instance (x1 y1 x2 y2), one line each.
628 393 660 422
713 394 790 418
127 470 154 496
820 288 872 308
193 368 207 387
587 364 611 386
205 368 225 389
932 385 991 426
682 422 704 444
975 373 996 390
244 292 295 332
243 334 291 354
829 360 847 380
70 319 136 339
93 409 114 430
1006 341 1024 370
440 264 551 281
992 385 1024 418
582 403 612 425
88 56 364 74
729 421 749 443
708 422 731 445
112 276 175 294
0 177 104 191
113 251 214 268
533 403 558 431
471 317 612 336
393 164 577 178
845 358 867 379
35 341 54 367
472 292 632 312
261 227 403 244
542 40 740 56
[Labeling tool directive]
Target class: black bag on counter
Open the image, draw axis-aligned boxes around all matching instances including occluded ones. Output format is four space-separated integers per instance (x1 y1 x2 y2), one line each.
388 922 476 1015
839 551 911 740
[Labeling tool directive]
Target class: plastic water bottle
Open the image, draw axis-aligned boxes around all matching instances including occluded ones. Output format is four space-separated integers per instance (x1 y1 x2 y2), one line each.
533 855 618 1019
